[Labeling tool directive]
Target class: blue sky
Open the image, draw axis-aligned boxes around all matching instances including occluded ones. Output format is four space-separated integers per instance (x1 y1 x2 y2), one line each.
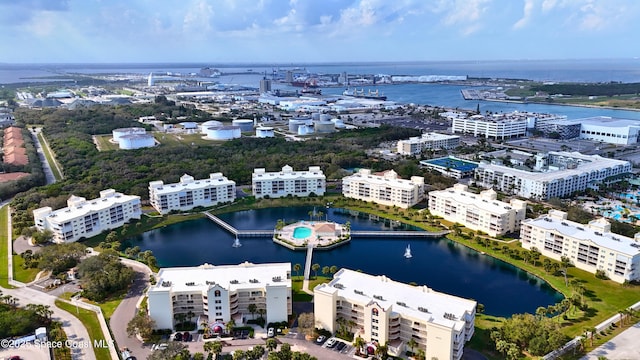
0 0 638 63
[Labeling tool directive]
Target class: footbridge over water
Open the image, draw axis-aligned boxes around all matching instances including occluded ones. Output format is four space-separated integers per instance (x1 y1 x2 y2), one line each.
203 212 274 238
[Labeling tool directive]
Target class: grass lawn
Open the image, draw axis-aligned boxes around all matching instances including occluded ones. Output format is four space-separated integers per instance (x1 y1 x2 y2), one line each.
83 290 128 320
152 132 224 147
0 206 14 288
55 300 112 360
93 134 119 151
12 255 40 283
291 276 331 302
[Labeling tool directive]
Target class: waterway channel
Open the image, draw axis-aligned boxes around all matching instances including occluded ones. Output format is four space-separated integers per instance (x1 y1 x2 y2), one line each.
128 206 563 317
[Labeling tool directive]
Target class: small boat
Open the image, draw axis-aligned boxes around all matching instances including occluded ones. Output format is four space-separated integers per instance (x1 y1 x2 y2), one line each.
404 244 412 259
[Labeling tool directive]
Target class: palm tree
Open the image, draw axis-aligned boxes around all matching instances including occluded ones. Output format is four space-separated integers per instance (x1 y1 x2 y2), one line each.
416 349 426 360
266 338 278 353
293 263 301 277
257 308 266 320
248 303 257 319
311 263 320 278
560 256 571 286
353 336 366 356
308 211 314 221
375 343 389 360
226 319 236 335
322 266 330 277
329 265 338 275
407 338 418 355
252 345 265 359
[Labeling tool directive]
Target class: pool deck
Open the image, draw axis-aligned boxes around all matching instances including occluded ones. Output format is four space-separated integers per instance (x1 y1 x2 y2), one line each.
275 221 350 250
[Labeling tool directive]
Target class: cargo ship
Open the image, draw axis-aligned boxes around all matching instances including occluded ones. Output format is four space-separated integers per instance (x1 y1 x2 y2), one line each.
291 78 319 88
342 88 387 101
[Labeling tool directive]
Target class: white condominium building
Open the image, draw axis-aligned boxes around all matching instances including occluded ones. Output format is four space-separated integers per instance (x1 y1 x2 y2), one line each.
148 262 292 330
397 132 460 155
252 165 325 199
149 173 236 214
315 269 476 360
33 189 141 244
452 114 527 139
520 210 640 284
474 152 631 200
342 169 425 209
428 184 526 237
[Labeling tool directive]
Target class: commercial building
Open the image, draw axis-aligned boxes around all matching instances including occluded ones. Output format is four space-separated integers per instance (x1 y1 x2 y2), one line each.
419 156 479 179
452 114 527 139
148 262 292 330
33 189 141 243
428 184 527 237
314 269 476 360
342 169 425 209
397 132 460 155
520 210 640 284
474 152 631 200
149 173 236 214
534 116 640 144
252 165 325 199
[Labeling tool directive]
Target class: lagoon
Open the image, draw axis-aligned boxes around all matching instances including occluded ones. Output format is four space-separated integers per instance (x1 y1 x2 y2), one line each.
129 206 563 317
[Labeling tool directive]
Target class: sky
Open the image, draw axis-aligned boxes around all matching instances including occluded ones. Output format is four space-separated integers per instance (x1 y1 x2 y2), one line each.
0 0 638 64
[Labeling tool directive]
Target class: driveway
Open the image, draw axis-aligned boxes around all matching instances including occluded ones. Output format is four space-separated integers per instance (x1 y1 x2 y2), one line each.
109 259 153 360
580 322 640 360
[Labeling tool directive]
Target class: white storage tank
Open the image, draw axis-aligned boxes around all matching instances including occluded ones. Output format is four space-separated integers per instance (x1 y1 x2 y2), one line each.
200 120 223 133
319 114 332 122
311 113 321 120
256 126 275 138
289 119 306 133
232 119 254 132
298 124 312 135
331 118 345 128
205 126 241 140
112 127 146 142
179 122 198 130
314 120 335 133
118 134 155 149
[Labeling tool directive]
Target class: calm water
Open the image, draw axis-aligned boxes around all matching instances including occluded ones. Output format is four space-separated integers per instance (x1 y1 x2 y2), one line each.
129 206 563 317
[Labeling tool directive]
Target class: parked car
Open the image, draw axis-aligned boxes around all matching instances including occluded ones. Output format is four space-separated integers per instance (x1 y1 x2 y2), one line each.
336 341 346 351
315 335 326 344
267 328 275 338
183 331 191 342
325 338 337 348
173 332 182 341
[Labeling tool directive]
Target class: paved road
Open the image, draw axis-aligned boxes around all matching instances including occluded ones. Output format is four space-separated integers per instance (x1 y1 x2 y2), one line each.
109 259 154 359
1 286 96 360
580 322 640 360
29 127 57 184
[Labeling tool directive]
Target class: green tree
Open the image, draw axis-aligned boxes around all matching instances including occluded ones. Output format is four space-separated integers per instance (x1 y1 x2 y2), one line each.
293 263 301 277
322 266 330 277
297 312 316 337
126 311 156 341
407 337 418 355
311 263 320 278
32 229 53 245
248 303 257 320
266 338 278 353
353 336 366 356
329 265 338 275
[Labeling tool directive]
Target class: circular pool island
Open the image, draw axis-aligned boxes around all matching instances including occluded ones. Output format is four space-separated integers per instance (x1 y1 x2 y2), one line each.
274 221 350 250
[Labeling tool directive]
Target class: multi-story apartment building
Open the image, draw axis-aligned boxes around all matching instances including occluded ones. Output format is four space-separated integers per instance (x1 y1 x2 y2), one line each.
428 184 527 237
252 165 325 199
315 269 476 360
32 189 141 243
474 152 631 200
342 169 425 209
397 132 460 155
452 114 527 139
520 210 640 284
148 262 292 330
149 173 236 214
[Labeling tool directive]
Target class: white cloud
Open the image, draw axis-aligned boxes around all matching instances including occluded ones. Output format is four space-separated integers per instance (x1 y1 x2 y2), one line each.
183 0 214 34
513 0 537 29
441 0 491 35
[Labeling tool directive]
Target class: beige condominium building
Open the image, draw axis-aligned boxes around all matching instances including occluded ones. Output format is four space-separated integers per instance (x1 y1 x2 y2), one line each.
148 262 292 330
33 189 141 243
315 269 476 360
428 184 527 237
520 210 640 284
342 169 425 209
149 173 236 214
397 132 460 155
252 165 325 199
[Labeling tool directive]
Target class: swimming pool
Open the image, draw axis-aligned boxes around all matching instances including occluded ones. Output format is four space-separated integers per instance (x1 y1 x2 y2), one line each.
293 226 312 239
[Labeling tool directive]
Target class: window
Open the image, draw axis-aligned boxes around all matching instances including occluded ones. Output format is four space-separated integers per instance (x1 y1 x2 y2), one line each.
372 308 379 316
215 290 221 297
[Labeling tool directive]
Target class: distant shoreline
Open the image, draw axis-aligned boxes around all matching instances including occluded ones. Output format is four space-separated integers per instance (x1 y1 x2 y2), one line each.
482 98 640 112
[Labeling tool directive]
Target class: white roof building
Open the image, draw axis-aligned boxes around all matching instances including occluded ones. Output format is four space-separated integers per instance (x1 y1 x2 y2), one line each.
252 165 325 199
314 269 476 360
474 151 631 200
33 189 141 243
521 210 640 284
429 184 527 237
149 173 236 214
342 169 425 209
148 262 292 330
578 116 640 145
397 132 460 155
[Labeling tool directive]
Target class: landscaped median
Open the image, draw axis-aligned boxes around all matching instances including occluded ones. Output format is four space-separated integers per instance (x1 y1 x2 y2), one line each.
0 205 13 288
55 299 116 360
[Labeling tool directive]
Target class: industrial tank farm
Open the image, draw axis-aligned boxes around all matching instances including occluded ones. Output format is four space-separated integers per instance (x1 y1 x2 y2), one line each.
232 119 254 132
118 134 156 149
112 127 146 142
256 126 275 138
205 126 242 140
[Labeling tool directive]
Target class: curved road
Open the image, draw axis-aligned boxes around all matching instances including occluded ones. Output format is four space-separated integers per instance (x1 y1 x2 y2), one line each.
110 259 154 359
2 286 96 360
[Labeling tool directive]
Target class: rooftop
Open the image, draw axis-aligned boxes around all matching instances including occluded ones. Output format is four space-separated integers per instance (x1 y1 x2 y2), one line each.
422 157 479 172
150 173 234 194
315 269 475 330
150 262 291 293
